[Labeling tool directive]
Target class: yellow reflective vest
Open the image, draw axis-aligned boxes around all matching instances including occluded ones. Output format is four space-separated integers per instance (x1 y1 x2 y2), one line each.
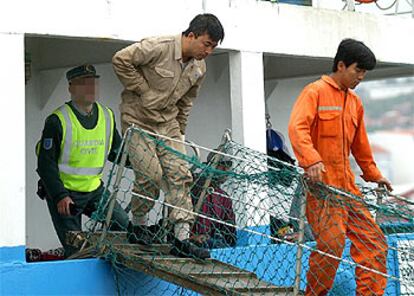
52 103 114 192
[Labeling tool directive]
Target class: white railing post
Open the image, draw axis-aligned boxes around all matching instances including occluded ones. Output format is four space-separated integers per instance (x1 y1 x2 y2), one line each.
347 0 355 11
294 181 307 295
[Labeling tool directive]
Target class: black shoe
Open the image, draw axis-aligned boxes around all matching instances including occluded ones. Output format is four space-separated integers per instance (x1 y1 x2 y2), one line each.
127 223 154 245
147 223 167 244
170 238 210 259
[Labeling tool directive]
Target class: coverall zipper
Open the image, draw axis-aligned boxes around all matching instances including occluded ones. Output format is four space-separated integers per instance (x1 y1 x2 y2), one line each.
342 90 348 188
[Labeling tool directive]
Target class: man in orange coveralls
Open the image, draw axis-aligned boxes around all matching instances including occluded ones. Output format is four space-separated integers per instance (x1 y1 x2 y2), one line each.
288 39 393 296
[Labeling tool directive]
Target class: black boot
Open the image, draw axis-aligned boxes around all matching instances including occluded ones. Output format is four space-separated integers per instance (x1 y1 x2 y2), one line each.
127 222 154 245
170 237 210 259
147 223 166 244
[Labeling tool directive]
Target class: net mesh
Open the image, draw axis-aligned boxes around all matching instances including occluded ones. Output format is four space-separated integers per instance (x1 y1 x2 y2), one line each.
71 126 414 296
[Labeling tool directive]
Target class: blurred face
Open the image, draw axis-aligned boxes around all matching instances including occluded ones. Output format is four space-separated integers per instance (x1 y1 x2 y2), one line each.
337 62 367 89
68 76 99 104
187 32 218 60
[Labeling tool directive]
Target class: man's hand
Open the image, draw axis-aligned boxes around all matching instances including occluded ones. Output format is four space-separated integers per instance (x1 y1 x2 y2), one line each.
305 162 326 183
57 196 74 216
376 177 393 192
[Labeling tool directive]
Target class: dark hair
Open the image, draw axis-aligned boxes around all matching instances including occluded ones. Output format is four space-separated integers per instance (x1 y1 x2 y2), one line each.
332 38 376 72
183 13 224 44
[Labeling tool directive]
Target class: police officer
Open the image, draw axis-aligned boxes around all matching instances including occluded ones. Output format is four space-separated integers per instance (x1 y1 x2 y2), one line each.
37 64 129 258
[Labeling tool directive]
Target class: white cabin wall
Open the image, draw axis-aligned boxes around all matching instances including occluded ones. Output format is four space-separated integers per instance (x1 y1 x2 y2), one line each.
187 53 232 159
1 0 413 64
265 75 319 153
0 33 25 247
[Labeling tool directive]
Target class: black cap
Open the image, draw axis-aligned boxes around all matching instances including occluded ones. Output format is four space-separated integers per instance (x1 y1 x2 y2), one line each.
66 64 100 81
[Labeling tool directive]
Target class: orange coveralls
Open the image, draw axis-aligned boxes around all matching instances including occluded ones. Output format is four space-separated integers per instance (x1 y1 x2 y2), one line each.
288 75 388 296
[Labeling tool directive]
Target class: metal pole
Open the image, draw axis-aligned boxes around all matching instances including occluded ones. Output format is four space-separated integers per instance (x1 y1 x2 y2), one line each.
293 181 307 296
375 184 387 224
191 129 232 228
412 0 414 18
97 127 132 249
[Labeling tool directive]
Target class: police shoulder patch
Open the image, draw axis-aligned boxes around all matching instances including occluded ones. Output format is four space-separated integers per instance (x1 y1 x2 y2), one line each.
43 138 53 150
